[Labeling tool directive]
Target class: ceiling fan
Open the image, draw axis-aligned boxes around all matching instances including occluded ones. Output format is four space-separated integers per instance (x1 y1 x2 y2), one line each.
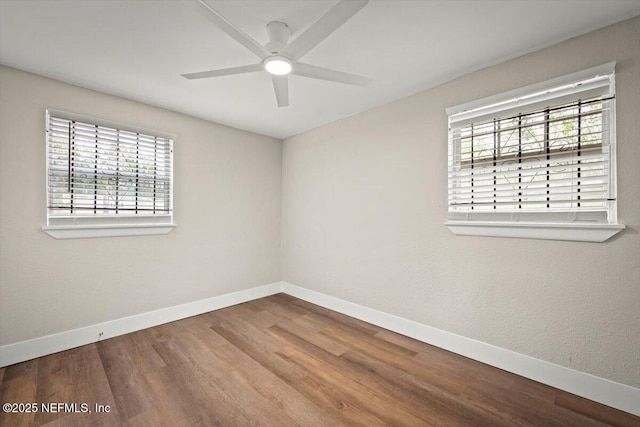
182 0 372 107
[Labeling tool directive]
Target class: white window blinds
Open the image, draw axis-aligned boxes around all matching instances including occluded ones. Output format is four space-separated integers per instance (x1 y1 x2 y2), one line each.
46 111 173 218
447 63 617 225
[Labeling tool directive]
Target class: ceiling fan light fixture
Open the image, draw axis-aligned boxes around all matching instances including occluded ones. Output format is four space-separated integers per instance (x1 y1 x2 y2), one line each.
264 56 292 76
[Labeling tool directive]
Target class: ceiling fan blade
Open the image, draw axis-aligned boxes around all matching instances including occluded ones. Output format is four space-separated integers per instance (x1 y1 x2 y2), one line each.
280 0 369 62
181 63 263 80
188 0 270 59
293 62 372 86
272 75 289 107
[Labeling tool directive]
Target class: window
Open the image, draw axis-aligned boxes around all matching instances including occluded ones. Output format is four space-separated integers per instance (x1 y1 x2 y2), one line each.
43 110 176 239
446 63 624 242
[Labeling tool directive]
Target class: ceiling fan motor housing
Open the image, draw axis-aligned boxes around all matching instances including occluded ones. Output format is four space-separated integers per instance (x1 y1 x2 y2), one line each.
265 21 290 53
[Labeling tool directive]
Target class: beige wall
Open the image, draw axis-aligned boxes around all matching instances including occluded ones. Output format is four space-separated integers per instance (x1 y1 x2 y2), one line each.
0 66 282 345
281 16 640 387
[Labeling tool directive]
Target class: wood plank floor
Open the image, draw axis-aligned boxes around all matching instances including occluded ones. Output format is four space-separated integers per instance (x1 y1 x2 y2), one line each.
0 294 637 426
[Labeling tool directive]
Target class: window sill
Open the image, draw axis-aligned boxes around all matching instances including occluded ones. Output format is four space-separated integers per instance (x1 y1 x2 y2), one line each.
42 223 176 239
445 221 625 242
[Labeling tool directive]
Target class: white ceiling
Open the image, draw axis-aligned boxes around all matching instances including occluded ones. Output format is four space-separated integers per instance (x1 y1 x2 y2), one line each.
1 0 639 139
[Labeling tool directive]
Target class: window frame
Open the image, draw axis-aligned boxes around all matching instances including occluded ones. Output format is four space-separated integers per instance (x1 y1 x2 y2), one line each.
42 109 176 239
445 63 624 242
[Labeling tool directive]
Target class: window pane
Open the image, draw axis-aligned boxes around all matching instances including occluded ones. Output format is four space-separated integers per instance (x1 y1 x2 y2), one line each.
47 114 172 216
449 96 610 213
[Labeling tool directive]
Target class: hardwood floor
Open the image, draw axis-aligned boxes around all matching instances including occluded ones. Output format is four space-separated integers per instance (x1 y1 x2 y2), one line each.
0 294 637 426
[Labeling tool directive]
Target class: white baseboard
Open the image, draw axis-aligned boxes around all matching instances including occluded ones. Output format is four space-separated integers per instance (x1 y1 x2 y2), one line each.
2 280 638 416
0 282 282 368
281 282 640 417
